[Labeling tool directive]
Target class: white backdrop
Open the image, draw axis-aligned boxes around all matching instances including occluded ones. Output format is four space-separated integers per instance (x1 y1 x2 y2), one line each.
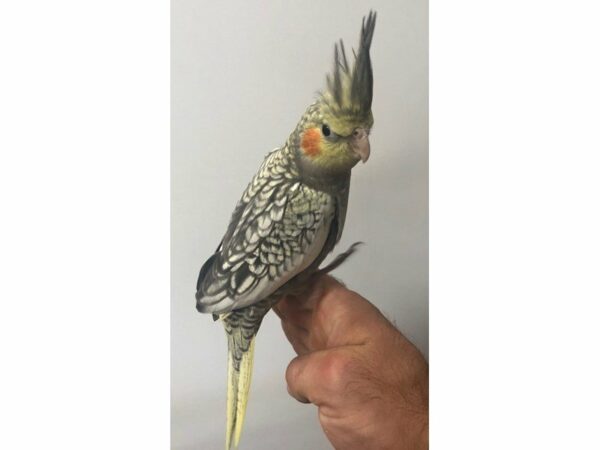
171 1 428 448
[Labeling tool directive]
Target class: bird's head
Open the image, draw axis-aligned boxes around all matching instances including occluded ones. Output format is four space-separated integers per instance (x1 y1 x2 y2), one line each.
292 11 376 176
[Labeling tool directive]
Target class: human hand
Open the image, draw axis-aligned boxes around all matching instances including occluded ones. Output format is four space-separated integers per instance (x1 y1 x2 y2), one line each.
273 275 428 450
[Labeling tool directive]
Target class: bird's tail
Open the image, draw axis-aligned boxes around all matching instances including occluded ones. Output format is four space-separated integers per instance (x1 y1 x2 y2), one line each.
221 299 274 448
225 337 255 450
317 241 363 275
225 335 256 450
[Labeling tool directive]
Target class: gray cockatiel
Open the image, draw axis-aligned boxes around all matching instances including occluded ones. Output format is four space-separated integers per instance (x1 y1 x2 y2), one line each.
196 11 376 449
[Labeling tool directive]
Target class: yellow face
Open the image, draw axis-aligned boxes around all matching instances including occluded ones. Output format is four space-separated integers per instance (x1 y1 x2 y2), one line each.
300 109 374 172
297 10 375 174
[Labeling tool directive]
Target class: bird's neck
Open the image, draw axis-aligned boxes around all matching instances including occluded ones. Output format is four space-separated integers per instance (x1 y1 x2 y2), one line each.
280 143 350 194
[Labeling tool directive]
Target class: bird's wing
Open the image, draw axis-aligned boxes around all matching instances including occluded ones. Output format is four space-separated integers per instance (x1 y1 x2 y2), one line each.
196 151 335 314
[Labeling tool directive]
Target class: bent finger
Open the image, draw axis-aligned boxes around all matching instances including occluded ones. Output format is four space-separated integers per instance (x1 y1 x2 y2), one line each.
285 347 353 406
281 320 310 356
279 304 313 332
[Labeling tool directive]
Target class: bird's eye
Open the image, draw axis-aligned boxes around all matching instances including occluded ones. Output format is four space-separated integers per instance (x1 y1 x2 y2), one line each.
321 124 331 137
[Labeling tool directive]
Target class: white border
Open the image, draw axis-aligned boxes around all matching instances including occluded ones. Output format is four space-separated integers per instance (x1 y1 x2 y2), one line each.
0 1 169 448
431 0 600 447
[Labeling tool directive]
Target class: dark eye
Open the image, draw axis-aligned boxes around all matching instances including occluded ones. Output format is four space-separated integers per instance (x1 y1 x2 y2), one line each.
321 124 331 137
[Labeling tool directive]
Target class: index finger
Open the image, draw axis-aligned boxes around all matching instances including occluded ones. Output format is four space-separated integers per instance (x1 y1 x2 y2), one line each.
275 275 345 330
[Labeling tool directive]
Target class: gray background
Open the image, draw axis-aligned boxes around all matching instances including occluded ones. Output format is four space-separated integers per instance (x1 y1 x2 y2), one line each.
172 1 427 448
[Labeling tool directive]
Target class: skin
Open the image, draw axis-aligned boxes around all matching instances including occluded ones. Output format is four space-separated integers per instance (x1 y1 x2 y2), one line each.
273 275 429 450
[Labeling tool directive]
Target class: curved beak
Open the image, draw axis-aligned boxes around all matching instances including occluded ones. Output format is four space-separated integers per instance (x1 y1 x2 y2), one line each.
351 128 370 163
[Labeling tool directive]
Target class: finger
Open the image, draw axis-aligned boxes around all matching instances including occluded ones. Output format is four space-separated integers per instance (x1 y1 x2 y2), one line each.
276 295 316 335
286 348 348 406
280 320 310 356
311 283 381 345
276 294 312 318
277 275 339 319
272 303 285 320
285 354 318 404
285 274 334 312
281 305 313 332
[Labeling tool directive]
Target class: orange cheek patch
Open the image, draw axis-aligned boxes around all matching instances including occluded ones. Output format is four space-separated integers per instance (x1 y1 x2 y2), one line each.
301 128 322 157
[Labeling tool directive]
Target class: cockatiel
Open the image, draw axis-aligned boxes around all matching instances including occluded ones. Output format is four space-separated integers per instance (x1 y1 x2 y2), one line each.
196 11 376 450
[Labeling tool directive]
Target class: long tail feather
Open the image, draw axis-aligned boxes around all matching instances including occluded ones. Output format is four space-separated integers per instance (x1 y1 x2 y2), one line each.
225 337 256 450
317 241 363 275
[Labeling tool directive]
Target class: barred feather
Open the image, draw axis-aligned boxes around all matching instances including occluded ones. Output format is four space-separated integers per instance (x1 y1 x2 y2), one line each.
194 11 377 450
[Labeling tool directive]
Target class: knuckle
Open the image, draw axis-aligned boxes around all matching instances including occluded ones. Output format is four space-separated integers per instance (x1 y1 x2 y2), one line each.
285 358 301 387
321 281 347 304
315 288 345 321
320 352 353 389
